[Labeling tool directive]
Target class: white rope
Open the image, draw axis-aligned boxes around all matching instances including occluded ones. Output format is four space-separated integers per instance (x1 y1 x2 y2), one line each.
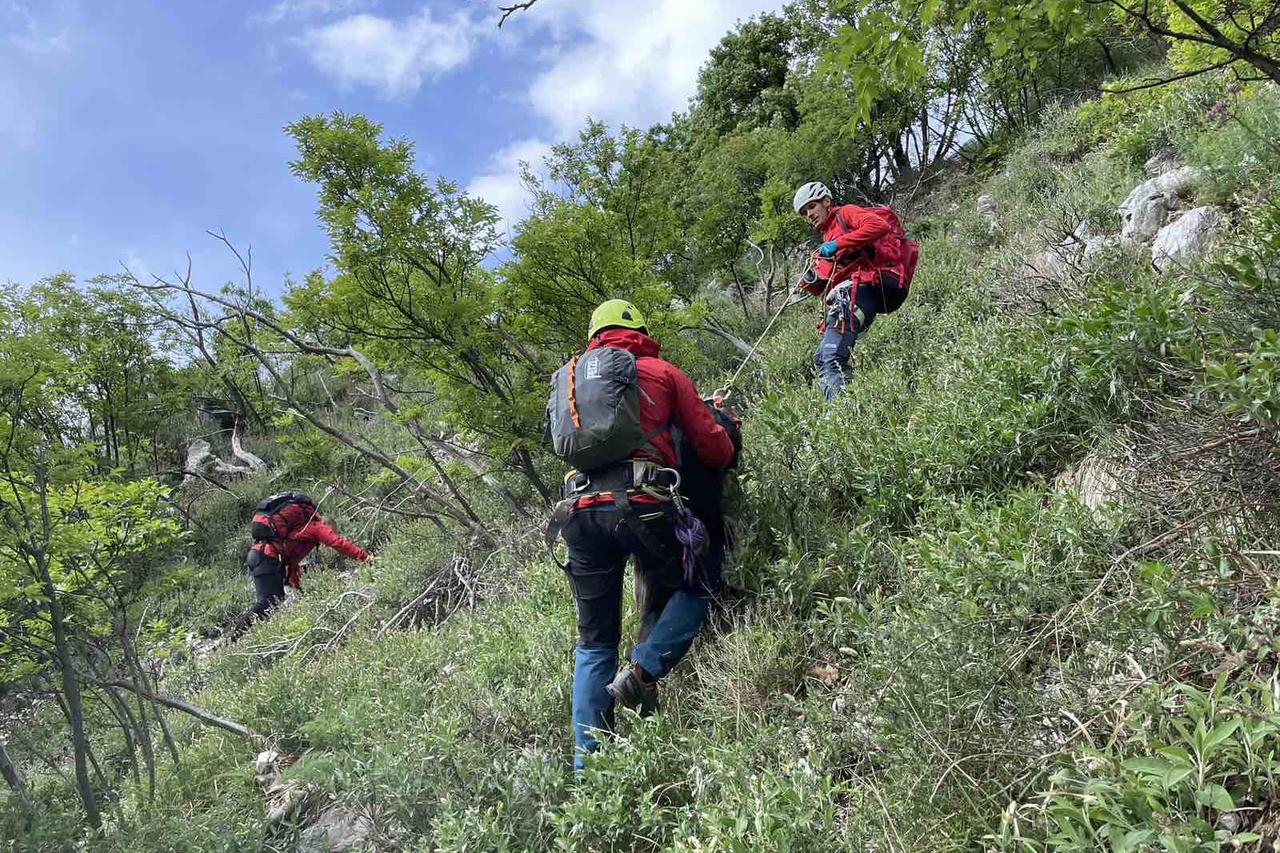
718 255 828 401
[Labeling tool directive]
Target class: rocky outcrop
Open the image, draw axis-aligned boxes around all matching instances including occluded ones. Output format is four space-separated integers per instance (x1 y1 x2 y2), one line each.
1118 166 1200 242
297 807 375 853
1143 150 1181 177
1151 205 1225 271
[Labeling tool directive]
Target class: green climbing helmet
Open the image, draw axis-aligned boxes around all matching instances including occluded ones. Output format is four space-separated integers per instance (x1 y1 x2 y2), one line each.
588 299 647 340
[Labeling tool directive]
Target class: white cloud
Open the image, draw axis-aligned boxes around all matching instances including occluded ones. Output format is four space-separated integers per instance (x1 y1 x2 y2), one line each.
9 28 70 54
298 6 481 97
523 0 788 136
459 2 788 246
4 2 73 55
254 0 366 25
466 138 554 235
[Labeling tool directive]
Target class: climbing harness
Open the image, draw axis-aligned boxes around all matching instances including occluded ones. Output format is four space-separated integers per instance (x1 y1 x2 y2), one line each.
544 459 706 581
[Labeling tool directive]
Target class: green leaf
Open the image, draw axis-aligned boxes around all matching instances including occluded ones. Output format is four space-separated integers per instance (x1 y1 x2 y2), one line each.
1123 757 1173 778
1195 784 1234 812
1203 719 1241 753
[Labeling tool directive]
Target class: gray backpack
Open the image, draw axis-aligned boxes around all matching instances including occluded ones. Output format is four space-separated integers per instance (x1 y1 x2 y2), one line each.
547 347 657 472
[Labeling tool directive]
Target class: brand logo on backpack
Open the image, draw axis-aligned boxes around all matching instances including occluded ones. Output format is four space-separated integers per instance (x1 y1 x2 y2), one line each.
547 347 661 473
250 492 316 542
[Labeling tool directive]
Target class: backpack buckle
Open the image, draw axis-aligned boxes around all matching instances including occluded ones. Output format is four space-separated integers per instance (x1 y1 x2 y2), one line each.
563 470 592 499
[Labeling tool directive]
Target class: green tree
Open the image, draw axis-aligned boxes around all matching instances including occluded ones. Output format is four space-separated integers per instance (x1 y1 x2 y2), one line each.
695 13 801 134
0 295 189 828
20 278 181 475
283 113 552 502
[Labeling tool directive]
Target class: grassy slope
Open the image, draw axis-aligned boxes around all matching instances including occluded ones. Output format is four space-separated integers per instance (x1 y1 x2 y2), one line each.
11 76 1280 852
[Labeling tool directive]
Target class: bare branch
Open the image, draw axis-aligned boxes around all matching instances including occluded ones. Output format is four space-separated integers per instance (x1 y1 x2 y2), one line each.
1101 57 1238 92
498 0 539 27
95 679 256 740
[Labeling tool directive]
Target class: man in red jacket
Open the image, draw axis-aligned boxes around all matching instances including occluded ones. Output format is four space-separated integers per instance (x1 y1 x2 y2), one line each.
793 181 903 401
229 498 369 639
557 299 735 772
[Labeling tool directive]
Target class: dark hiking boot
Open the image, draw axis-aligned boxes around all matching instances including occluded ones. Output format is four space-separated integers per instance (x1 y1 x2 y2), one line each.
606 664 658 717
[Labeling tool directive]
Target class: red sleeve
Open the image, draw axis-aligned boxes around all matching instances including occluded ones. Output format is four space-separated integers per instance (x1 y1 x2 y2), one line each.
832 206 891 252
297 520 369 561
667 365 734 470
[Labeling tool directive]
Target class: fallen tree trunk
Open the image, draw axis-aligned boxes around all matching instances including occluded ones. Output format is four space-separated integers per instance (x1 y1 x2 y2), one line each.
229 417 267 472
97 679 256 740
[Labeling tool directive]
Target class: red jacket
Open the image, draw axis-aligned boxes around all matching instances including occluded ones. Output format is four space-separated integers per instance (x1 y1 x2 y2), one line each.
802 204 897 297
577 328 734 506
251 504 368 588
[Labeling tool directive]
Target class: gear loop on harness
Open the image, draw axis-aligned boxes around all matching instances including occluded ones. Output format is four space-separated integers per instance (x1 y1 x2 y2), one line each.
544 459 687 568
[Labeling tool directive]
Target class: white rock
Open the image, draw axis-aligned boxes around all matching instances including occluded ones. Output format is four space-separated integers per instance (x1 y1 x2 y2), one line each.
1118 166 1201 242
266 784 311 827
1120 193 1174 242
1120 195 1172 242
1083 234 1120 261
297 807 374 853
1152 206 1225 271
254 750 280 777
1057 455 1125 512
976 194 999 235
1026 247 1069 280
1150 165 1200 197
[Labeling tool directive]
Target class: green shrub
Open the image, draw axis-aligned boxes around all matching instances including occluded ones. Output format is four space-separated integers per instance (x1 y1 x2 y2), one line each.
1182 83 1280 204
997 677 1280 851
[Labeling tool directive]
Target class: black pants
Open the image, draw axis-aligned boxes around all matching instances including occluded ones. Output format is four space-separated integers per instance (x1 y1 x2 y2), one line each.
229 551 286 639
678 408 737 590
563 503 685 649
565 502 711 768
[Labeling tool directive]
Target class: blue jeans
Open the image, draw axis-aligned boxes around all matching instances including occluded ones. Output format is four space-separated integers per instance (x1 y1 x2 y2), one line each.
563 504 709 771
813 283 880 401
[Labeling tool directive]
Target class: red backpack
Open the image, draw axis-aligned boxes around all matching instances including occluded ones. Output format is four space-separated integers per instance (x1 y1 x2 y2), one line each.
833 206 920 314
250 492 317 543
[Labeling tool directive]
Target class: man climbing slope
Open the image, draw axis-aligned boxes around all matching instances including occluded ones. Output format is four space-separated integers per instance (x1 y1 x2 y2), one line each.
793 181 917 401
229 492 369 639
546 300 736 772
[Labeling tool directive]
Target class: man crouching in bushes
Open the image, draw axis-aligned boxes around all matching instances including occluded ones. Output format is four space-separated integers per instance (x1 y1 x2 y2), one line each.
228 492 369 640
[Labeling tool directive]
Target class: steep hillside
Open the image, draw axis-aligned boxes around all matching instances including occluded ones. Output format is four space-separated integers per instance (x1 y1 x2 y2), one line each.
7 72 1279 852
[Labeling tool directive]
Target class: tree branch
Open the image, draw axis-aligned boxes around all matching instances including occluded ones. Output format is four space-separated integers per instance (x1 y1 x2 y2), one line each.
498 0 539 27
95 679 256 740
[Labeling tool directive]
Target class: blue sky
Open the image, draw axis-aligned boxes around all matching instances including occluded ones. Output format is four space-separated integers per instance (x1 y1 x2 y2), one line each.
1 0 786 294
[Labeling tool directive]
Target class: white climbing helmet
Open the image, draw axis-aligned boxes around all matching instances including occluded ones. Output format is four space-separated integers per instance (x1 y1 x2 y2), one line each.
793 181 832 214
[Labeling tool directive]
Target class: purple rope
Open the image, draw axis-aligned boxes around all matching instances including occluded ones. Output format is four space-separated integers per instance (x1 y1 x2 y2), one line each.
673 506 709 587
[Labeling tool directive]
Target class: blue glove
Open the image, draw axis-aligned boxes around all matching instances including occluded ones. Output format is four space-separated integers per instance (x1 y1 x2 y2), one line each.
817 240 838 258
